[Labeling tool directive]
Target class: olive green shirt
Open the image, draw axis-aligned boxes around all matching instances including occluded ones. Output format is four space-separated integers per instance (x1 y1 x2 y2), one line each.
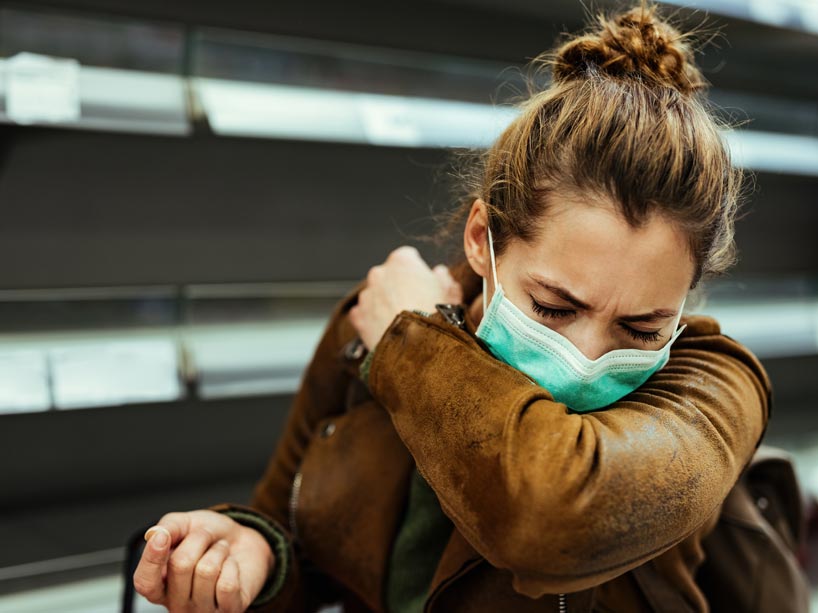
385 465 454 613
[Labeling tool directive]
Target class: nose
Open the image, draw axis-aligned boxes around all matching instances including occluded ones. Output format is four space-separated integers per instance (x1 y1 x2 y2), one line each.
565 324 611 361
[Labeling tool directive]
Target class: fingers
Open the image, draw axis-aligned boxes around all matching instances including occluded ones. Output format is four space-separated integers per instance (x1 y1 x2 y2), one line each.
133 526 172 604
215 557 244 613
386 245 423 264
151 511 192 547
365 264 384 286
166 528 218 610
191 539 231 611
432 264 451 287
433 265 464 305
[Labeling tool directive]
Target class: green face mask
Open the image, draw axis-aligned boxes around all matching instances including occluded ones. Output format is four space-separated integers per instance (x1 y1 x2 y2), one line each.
475 228 687 412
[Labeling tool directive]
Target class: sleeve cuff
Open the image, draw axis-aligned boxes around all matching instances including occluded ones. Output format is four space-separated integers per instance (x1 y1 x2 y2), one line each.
218 509 290 608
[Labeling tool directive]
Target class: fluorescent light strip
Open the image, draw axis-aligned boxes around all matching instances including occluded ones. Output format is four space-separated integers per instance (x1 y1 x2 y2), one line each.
700 299 818 358
1 58 815 175
0 59 190 135
0 296 814 413
660 0 818 35
194 78 519 148
196 78 818 176
723 130 818 177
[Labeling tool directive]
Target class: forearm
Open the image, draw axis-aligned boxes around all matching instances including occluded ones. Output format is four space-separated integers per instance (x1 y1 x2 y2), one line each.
367 310 770 596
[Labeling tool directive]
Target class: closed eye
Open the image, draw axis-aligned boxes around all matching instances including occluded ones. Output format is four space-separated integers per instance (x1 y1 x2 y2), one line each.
531 296 665 344
530 297 575 319
621 325 663 344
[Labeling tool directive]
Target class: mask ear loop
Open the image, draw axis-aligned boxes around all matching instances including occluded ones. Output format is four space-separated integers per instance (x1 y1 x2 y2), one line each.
483 226 500 315
674 296 688 333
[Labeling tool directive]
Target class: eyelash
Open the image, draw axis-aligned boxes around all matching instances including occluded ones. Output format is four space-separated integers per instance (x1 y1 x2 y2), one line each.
530 298 574 320
529 297 663 344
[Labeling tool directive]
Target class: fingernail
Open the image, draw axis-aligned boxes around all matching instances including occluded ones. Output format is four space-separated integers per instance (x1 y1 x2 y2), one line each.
152 528 169 548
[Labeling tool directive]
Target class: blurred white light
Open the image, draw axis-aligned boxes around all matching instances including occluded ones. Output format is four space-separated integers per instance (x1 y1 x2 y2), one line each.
5 52 80 124
723 130 818 177
194 78 518 148
661 0 818 34
50 338 183 409
196 78 818 176
186 319 325 399
2 56 814 175
699 299 818 358
0 57 190 135
0 349 50 413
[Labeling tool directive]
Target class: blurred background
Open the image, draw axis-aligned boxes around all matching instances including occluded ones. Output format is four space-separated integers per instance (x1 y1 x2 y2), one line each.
0 0 815 611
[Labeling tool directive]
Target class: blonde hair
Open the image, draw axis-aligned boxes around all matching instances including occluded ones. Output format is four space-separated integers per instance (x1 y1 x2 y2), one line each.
441 1 746 289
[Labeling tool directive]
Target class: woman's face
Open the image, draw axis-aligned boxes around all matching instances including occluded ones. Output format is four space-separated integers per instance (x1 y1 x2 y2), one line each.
464 196 696 360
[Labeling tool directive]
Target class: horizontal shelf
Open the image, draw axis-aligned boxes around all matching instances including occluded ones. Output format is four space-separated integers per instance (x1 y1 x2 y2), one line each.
0 7 816 175
0 294 816 414
0 56 190 136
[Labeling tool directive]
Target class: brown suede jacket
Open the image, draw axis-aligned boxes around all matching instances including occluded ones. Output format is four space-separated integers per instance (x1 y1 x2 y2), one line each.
212 263 771 613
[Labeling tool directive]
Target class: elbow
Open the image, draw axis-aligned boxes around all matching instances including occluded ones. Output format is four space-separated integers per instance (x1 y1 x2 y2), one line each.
482 490 675 598
492 538 628 597
482 504 628 597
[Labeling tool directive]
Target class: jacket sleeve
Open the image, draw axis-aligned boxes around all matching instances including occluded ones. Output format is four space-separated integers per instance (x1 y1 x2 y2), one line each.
365 310 772 598
208 281 366 612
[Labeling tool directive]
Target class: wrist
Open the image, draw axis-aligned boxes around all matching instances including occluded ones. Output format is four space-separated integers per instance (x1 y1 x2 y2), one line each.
217 508 290 606
248 524 275 577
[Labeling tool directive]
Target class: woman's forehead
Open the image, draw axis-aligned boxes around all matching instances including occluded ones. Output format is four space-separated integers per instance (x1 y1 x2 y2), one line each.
504 200 694 309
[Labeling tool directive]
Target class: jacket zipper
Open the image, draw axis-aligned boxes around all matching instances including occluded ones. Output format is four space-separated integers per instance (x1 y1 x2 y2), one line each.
559 592 567 612
288 470 303 541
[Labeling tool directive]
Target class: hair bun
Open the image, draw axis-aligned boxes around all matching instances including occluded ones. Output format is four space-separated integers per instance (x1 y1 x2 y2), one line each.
551 4 706 95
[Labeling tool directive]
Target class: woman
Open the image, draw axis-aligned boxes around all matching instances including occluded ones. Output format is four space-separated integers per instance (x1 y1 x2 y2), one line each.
133 3 773 611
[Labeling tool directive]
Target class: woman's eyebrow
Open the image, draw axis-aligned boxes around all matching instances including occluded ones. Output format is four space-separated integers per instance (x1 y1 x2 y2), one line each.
618 310 678 323
531 276 677 322
531 277 592 310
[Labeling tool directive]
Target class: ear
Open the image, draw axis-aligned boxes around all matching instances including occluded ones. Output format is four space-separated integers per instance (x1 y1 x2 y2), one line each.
463 198 490 280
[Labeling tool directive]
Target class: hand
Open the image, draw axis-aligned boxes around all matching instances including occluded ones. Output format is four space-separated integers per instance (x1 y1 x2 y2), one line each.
349 246 463 350
133 509 274 613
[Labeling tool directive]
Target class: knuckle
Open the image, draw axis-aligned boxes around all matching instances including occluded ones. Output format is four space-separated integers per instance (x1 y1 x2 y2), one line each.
195 561 219 581
169 554 195 574
158 511 182 525
366 266 383 282
390 245 417 260
217 579 240 596
192 526 215 541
